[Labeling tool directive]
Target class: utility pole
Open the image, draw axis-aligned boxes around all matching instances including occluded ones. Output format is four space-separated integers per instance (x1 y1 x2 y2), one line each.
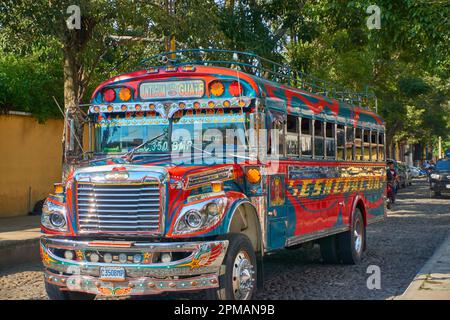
438 136 442 159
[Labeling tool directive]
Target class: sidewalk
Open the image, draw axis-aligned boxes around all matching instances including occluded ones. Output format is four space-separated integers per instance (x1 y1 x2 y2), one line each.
398 230 450 300
0 215 41 270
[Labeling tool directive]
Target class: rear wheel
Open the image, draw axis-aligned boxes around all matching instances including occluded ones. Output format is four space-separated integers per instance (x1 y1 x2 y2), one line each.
337 208 365 265
206 233 257 300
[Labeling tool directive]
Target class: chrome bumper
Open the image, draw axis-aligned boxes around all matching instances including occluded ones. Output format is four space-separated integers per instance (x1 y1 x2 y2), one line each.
40 236 228 296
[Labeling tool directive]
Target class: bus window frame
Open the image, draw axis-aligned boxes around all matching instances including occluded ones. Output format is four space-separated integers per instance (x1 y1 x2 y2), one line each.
286 114 300 157
300 116 313 158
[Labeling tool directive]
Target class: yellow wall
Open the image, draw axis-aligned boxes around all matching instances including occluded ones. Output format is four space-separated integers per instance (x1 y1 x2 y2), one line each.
0 113 84 217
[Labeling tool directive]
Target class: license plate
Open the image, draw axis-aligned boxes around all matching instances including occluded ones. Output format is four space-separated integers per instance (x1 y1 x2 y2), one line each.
100 267 125 281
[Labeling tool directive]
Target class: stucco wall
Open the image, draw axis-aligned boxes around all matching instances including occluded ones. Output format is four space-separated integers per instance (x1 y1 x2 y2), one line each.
0 113 64 217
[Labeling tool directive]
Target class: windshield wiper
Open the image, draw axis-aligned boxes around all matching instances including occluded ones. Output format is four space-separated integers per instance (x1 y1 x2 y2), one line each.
124 132 167 162
191 145 256 161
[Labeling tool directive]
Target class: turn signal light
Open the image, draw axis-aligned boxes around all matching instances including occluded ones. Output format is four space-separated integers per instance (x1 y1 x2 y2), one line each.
53 183 63 194
209 81 225 97
246 168 261 184
211 181 224 193
118 87 132 101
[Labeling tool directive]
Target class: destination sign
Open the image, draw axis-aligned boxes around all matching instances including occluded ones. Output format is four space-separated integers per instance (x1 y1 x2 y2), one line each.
139 80 204 100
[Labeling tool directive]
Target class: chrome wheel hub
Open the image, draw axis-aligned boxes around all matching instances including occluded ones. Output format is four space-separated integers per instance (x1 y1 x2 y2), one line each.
232 251 255 300
354 218 363 253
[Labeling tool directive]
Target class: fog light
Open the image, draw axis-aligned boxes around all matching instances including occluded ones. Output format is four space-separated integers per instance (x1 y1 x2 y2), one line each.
64 250 74 260
118 253 128 263
90 253 99 263
133 254 143 264
161 253 172 264
103 253 112 263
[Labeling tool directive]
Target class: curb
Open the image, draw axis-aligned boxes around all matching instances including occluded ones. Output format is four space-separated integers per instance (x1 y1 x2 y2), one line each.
397 230 450 299
0 238 41 270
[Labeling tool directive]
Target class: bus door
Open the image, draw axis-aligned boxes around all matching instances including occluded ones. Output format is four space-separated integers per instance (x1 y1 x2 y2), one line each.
265 100 287 250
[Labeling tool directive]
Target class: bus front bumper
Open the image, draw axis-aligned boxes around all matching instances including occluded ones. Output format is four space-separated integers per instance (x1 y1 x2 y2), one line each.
40 236 228 297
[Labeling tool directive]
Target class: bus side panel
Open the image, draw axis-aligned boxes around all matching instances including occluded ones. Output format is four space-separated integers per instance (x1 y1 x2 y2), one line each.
285 162 386 242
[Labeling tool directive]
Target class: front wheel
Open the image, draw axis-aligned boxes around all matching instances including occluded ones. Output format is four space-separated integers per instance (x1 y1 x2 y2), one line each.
206 233 257 300
337 208 365 265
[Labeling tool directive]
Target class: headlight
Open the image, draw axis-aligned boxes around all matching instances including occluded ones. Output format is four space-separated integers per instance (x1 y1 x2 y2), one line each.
185 210 206 228
430 174 440 179
41 200 68 232
173 198 226 235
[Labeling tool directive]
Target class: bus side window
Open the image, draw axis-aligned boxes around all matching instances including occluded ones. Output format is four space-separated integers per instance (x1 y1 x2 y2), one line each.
336 124 345 160
355 128 363 161
325 122 335 159
363 129 371 161
300 118 312 157
267 112 285 157
314 120 324 158
286 115 299 156
346 126 354 160
371 131 378 161
378 132 385 161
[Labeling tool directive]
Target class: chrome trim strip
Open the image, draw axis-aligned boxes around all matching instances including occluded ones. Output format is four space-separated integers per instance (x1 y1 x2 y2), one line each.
285 225 350 247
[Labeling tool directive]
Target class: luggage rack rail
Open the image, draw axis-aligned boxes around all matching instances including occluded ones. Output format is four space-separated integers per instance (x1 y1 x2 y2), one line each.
139 48 377 111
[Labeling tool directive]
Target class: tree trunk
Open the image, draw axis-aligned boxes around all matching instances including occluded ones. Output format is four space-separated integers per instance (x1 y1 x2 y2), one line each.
62 47 84 181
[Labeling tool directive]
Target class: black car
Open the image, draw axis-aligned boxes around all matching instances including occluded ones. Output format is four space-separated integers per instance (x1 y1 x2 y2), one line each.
429 159 450 197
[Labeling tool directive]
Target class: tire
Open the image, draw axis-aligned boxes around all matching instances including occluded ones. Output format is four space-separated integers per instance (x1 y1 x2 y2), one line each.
319 235 340 264
433 191 441 197
206 233 257 300
45 281 95 300
337 208 365 265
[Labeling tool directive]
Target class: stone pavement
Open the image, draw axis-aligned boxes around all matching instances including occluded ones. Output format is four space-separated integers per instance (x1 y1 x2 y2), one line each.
398 229 450 300
0 215 41 270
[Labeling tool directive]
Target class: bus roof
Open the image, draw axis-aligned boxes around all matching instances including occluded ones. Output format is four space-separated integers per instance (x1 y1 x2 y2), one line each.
90 59 384 130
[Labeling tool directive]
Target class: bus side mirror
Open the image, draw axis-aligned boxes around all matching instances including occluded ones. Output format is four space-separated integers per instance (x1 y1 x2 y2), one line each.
65 118 75 152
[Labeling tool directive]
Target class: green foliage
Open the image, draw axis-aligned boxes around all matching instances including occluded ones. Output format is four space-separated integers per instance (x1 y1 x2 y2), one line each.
0 0 448 150
0 47 63 121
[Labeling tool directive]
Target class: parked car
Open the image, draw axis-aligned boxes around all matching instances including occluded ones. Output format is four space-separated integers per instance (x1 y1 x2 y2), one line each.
408 166 421 178
429 159 450 197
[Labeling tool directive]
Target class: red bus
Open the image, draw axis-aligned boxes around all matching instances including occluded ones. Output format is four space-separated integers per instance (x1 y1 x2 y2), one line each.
40 49 386 300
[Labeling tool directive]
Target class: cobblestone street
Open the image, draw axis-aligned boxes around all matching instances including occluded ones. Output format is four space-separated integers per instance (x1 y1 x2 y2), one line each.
1 178 449 300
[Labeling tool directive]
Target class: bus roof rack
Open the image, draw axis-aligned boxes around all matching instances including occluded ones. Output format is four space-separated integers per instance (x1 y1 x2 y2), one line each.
139 48 377 111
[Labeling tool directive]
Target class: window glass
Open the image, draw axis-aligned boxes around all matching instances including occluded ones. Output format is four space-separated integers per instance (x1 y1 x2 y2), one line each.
314 120 324 158
346 126 354 160
267 115 285 157
378 132 385 161
355 128 363 161
325 122 335 158
371 131 378 161
286 115 299 156
337 124 345 160
300 118 312 157
363 130 371 161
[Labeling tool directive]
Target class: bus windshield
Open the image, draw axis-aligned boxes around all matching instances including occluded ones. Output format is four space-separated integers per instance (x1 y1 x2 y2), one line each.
94 109 249 163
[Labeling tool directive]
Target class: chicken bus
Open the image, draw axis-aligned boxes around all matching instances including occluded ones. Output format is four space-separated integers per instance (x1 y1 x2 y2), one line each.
40 49 386 300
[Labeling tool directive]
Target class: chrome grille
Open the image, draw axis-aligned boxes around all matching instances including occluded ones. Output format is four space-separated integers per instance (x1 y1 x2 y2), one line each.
76 182 161 233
